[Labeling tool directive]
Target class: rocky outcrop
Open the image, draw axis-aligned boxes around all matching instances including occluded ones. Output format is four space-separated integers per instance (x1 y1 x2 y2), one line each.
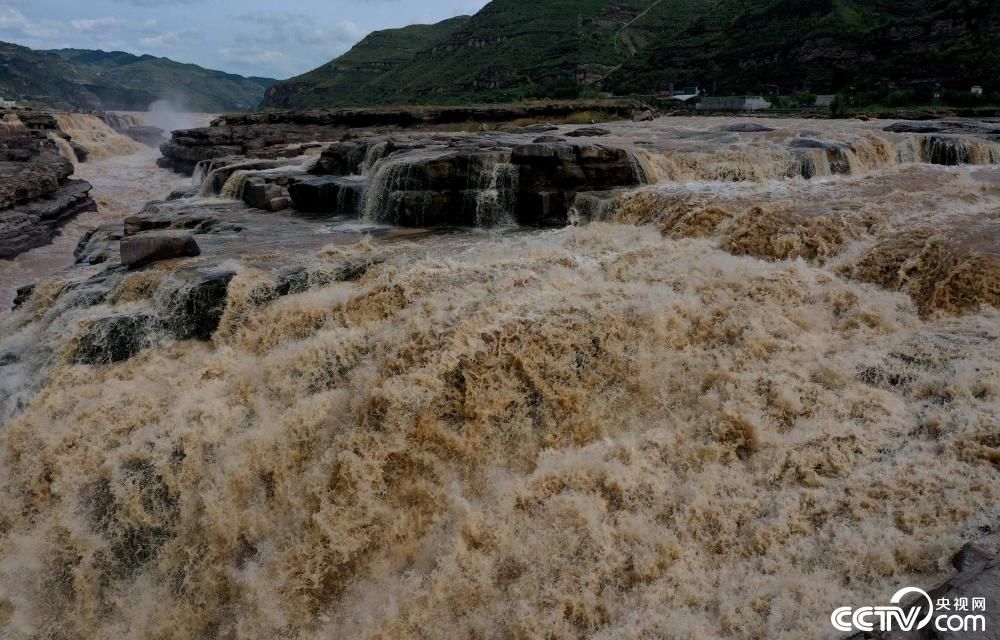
120 232 201 268
723 123 775 133
74 313 154 365
288 176 366 216
0 112 98 260
69 268 235 364
843 539 999 639
213 101 650 130
125 125 167 147
165 109 650 228
884 121 1000 136
158 102 651 175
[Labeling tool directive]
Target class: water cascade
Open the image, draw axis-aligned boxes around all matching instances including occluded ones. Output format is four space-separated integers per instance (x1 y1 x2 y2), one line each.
362 140 392 175
918 136 1000 165
219 170 252 200
361 149 446 223
47 132 78 165
198 162 258 198
472 155 519 227
192 160 214 189
627 149 657 184
1 113 24 135
53 114 142 160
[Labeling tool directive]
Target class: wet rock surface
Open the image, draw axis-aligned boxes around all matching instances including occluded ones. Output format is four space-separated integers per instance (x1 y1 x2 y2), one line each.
884 121 1000 137
1 115 999 640
843 539 999 639
124 125 167 147
0 111 97 259
158 102 650 176
722 122 776 133
120 232 201 268
0 177 97 260
173 124 649 227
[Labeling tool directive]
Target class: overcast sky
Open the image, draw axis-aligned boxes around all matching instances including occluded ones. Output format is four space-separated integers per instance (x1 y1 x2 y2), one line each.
0 0 490 79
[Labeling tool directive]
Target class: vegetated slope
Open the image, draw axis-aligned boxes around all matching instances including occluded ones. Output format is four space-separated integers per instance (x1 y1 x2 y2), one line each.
262 0 999 108
614 0 1000 96
0 41 276 111
263 16 473 108
262 0 714 108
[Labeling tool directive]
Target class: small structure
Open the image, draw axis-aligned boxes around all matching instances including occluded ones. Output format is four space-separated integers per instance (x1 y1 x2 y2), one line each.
814 95 836 107
659 85 700 98
696 96 771 112
971 86 984 96
0 97 15 108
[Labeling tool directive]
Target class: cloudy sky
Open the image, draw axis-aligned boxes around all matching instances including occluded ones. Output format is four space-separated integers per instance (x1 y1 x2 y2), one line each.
0 0 490 79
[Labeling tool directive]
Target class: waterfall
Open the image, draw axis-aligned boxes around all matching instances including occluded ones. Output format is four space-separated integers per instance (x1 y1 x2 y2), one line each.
48 132 78 165
361 152 429 223
199 162 251 198
568 191 625 225
362 141 392 175
219 170 252 200
472 154 519 227
918 136 1000 166
2 113 24 135
192 160 213 189
626 150 657 184
54 114 141 160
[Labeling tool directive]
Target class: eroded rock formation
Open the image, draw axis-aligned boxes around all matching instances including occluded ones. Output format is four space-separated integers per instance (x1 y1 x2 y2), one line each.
0 113 97 259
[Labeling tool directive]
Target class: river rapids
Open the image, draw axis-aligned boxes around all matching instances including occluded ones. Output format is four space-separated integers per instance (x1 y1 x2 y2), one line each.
0 115 997 639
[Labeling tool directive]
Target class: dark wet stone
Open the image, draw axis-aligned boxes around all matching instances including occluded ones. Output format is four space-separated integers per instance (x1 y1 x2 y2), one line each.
120 233 201 269
73 313 154 365
12 284 35 311
70 141 89 163
723 123 775 133
163 269 235 341
288 176 365 216
565 127 611 138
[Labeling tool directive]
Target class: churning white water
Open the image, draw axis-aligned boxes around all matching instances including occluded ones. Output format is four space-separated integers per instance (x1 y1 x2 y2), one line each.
0 116 997 640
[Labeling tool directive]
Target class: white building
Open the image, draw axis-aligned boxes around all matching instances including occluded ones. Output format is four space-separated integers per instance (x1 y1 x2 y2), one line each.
972 86 984 96
696 96 771 112
0 97 15 108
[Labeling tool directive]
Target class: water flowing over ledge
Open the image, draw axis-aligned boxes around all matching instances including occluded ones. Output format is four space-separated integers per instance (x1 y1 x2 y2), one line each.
0 113 998 639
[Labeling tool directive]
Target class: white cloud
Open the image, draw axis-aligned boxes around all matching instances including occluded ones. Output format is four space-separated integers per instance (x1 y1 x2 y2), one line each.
71 17 128 33
0 6 27 30
219 47 287 66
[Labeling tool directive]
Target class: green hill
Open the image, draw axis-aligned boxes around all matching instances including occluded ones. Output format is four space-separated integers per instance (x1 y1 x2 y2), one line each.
0 41 276 112
263 17 473 108
262 0 1000 109
264 1 711 107
615 0 1000 97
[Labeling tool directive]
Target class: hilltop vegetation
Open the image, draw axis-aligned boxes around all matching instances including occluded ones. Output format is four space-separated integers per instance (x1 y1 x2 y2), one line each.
0 42 275 112
263 0 999 109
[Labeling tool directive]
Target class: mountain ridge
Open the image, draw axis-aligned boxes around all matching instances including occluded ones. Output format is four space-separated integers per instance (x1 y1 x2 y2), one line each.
0 41 276 112
262 0 1000 109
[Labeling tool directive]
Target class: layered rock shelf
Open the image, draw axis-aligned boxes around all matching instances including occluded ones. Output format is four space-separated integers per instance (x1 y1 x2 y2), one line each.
0 110 97 259
157 101 651 175
160 106 654 227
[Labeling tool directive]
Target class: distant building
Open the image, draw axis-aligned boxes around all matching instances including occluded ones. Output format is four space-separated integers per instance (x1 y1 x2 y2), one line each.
0 97 15 108
972 86 984 96
660 85 699 98
814 95 836 107
662 93 700 104
696 96 771 112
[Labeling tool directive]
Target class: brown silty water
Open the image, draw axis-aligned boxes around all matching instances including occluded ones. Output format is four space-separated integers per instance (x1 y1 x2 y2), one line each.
0 117 997 639
0 114 209 321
